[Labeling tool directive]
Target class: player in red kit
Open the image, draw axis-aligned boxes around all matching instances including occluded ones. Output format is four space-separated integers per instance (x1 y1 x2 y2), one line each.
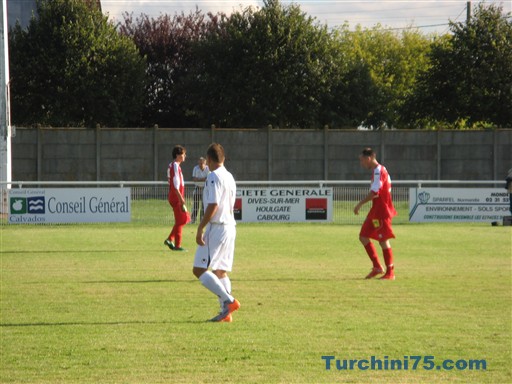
164 145 189 252
354 147 397 280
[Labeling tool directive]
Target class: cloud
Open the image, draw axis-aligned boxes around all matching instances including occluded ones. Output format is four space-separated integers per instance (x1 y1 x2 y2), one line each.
101 0 511 32
103 0 261 20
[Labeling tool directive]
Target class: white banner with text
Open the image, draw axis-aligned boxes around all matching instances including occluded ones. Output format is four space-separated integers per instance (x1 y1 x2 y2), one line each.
8 188 131 224
235 187 333 223
409 188 509 222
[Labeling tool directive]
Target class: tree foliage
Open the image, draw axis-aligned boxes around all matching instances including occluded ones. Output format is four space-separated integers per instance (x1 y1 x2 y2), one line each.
8 0 510 129
119 10 224 127
181 0 339 128
405 3 512 128
119 0 433 129
335 25 431 128
9 0 146 127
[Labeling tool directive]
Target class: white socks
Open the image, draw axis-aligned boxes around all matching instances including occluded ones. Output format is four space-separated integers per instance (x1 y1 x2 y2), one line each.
219 276 231 294
218 276 232 309
199 271 233 303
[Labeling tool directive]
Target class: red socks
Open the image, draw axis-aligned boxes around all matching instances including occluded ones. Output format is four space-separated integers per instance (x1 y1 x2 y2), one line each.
364 243 394 272
383 248 394 270
364 243 383 270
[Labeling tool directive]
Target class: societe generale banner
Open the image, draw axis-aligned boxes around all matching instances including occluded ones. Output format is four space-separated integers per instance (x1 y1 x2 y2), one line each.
235 187 333 222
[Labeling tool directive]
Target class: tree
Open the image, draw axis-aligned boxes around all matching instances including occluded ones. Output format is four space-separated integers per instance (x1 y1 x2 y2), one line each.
405 3 512 128
119 10 224 127
184 0 338 128
336 25 432 129
9 0 146 127
116 0 434 129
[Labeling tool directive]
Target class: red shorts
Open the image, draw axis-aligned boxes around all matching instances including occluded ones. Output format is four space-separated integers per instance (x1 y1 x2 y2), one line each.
360 216 395 242
171 201 190 226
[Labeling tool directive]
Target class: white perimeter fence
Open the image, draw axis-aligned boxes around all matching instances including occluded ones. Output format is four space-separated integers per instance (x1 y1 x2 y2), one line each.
1 180 505 225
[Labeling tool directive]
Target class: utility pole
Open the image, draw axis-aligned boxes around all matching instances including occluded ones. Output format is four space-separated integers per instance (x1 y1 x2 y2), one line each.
466 1 471 23
1 0 12 211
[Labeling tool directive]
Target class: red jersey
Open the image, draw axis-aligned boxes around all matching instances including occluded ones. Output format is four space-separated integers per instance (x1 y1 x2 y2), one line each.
167 161 184 205
368 164 397 220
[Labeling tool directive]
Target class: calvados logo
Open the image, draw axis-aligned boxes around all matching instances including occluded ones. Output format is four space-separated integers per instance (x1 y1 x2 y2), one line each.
10 196 45 214
10 198 27 214
28 197 45 214
418 191 430 204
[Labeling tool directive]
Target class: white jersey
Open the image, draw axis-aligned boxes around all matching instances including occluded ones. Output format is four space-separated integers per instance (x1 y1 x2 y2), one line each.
203 166 236 225
192 165 210 187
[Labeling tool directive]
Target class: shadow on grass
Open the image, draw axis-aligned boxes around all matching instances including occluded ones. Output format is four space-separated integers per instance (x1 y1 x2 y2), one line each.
0 319 210 327
81 279 197 284
1 250 165 254
82 277 367 284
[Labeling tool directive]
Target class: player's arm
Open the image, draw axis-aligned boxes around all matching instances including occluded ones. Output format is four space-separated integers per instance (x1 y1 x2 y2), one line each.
172 164 186 205
196 203 218 245
353 191 377 215
174 188 185 206
354 167 382 215
176 191 187 213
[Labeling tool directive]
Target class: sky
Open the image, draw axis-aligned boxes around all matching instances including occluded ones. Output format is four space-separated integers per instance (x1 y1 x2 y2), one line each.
101 0 511 34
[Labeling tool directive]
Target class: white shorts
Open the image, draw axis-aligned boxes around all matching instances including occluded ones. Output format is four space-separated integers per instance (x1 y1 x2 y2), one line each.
194 223 236 272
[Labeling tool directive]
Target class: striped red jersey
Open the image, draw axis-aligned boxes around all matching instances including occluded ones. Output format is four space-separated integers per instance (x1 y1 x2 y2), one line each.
368 164 397 219
167 161 184 205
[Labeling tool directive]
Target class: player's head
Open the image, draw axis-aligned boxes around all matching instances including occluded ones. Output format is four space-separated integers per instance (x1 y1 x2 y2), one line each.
172 145 186 160
359 147 376 169
206 143 225 164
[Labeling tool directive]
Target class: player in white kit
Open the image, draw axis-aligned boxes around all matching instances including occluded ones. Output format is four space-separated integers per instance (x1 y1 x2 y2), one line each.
193 143 240 322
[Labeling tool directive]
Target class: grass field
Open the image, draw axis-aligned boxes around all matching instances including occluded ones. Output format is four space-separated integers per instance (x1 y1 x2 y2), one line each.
1 221 511 383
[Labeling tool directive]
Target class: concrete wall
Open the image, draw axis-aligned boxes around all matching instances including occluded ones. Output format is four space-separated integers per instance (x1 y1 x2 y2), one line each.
11 126 512 182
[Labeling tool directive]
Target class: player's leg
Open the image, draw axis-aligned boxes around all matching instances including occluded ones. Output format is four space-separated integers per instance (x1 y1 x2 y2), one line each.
378 240 395 280
212 270 237 322
164 201 177 250
192 265 233 304
214 270 232 297
191 189 199 223
213 270 232 309
171 207 189 250
170 202 181 239
378 218 396 280
209 225 240 321
359 218 384 278
192 225 238 321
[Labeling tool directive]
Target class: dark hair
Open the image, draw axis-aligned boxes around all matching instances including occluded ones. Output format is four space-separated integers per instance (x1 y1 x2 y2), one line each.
207 143 225 163
172 145 186 159
361 147 376 158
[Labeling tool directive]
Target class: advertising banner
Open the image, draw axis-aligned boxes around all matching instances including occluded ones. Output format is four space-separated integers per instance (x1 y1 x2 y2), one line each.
8 188 131 224
409 188 509 223
235 187 333 223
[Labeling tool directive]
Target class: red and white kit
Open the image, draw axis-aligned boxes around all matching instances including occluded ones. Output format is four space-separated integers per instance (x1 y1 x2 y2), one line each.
360 164 397 241
167 161 189 247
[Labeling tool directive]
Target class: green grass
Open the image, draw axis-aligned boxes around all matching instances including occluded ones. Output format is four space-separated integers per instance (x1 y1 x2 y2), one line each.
1 222 511 383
